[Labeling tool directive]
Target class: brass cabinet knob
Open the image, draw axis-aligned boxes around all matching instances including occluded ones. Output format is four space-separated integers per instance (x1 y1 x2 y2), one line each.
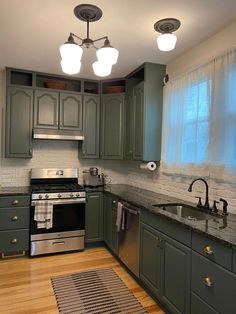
203 245 214 255
12 200 19 205
11 238 18 244
112 200 117 204
202 276 213 287
11 216 18 221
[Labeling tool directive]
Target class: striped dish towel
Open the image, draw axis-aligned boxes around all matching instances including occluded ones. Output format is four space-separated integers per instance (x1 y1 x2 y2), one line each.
34 201 53 229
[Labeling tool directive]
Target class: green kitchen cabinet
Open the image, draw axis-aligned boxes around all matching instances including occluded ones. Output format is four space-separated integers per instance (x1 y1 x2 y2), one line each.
34 90 59 129
124 92 133 159
59 92 83 130
125 63 166 161
82 95 100 158
101 94 125 159
140 223 162 297
85 192 103 243
5 87 33 158
103 193 118 254
34 90 82 130
161 232 191 314
0 195 30 258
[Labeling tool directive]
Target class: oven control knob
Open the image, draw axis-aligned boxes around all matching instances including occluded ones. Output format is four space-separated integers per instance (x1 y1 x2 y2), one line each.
76 193 80 197
39 194 43 199
70 193 74 198
58 194 62 198
45 194 49 199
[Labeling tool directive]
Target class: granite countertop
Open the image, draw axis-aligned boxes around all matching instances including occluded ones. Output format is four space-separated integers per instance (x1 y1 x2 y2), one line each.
105 184 236 248
0 186 30 196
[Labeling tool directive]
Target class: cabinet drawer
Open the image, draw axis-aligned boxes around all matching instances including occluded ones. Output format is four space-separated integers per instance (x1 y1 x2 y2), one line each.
192 232 232 270
0 229 29 253
191 292 218 314
141 210 191 246
192 251 236 314
0 195 30 208
0 207 29 230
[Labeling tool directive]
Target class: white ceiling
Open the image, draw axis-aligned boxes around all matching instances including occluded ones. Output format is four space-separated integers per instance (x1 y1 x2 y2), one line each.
1 0 236 79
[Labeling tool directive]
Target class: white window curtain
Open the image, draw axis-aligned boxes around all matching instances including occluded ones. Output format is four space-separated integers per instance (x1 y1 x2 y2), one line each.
162 49 236 180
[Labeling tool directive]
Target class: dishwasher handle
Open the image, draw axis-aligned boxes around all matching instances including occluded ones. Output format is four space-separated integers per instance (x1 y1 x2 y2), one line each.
123 207 139 215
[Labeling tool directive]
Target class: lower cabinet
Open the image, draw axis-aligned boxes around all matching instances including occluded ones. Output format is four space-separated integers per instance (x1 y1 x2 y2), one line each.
85 192 103 243
192 251 236 314
0 195 30 258
103 193 118 255
140 222 191 314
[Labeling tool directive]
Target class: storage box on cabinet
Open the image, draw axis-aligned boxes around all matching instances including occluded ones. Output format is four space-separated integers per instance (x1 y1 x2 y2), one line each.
192 251 236 314
192 231 232 270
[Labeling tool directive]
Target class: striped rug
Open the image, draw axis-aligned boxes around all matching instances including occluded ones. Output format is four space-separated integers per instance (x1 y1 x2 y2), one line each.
51 268 147 314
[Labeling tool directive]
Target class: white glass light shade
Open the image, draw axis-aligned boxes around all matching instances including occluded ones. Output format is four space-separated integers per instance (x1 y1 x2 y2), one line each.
92 61 112 77
60 60 81 75
96 46 119 65
60 42 83 62
157 33 177 51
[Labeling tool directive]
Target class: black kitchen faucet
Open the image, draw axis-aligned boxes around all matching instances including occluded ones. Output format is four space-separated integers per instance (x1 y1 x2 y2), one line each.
188 178 210 210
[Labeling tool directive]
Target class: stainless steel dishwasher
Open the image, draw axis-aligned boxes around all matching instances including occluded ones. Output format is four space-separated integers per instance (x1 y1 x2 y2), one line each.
118 201 140 277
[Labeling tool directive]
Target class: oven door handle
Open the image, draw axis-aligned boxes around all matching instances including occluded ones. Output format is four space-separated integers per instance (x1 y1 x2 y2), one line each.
31 198 86 206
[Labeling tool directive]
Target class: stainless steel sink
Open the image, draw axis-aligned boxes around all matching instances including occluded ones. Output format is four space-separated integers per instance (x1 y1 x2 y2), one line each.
152 203 222 221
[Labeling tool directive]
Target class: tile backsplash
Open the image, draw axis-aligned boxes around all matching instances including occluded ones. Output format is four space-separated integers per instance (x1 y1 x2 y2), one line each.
0 140 236 215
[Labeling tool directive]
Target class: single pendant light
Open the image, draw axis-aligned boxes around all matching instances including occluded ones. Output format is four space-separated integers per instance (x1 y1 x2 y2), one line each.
154 18 181 52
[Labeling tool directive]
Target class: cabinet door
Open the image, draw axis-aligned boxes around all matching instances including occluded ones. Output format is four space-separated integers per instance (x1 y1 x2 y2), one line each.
85 193 103 243
103 194 118 254
161 233 191 314
124 93 133 159
140 223 162 297
133 82 144 160
5 87 33 158
82 95 100 158
59 92 82 130
34 90 58 129
101 94 124 159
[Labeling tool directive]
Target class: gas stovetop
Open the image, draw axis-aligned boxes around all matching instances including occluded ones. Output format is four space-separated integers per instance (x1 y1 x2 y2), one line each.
31 183 84 193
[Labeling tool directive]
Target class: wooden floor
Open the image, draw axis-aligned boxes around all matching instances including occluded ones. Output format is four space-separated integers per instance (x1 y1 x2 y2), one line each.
0 247 164 314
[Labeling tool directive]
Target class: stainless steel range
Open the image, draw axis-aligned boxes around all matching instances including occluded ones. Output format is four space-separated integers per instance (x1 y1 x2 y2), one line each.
30 168 86 256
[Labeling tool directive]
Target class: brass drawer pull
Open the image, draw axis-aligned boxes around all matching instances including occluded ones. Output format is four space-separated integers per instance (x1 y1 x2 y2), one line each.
203 245 214 255
11 238 18 244
203 276 213 287
11 216 18 221
12 200 19 205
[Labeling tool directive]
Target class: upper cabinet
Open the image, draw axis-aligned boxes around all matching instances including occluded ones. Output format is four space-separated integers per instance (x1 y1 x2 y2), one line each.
34 90 83 131
125 63 166 161
81 95 100 159
5 87 33 158
100 79 126 160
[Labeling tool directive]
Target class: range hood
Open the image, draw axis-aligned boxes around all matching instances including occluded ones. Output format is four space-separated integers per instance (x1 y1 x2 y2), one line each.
33 129 84 141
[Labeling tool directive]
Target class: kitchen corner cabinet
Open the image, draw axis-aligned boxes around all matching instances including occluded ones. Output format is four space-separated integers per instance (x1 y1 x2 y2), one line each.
103 193 118 254
82 95 100 159
0 195 30 258
5 87 33 158
85 192 103 243
34 90 83 131
101 94 125 159
125 63 166 161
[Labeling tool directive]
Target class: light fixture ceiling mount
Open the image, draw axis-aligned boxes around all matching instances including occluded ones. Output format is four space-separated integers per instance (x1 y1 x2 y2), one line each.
59 4 119 77
154 18 181 52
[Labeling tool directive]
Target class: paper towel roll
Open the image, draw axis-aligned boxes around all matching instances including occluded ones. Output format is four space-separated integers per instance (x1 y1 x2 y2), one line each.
140 162 157 171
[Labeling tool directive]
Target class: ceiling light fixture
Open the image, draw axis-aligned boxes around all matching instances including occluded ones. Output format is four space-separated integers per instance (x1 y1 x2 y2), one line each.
60 4 119 77
154 18 181 52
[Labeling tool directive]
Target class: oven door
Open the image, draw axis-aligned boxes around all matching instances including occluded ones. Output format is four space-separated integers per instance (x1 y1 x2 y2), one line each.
30 198 85 235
